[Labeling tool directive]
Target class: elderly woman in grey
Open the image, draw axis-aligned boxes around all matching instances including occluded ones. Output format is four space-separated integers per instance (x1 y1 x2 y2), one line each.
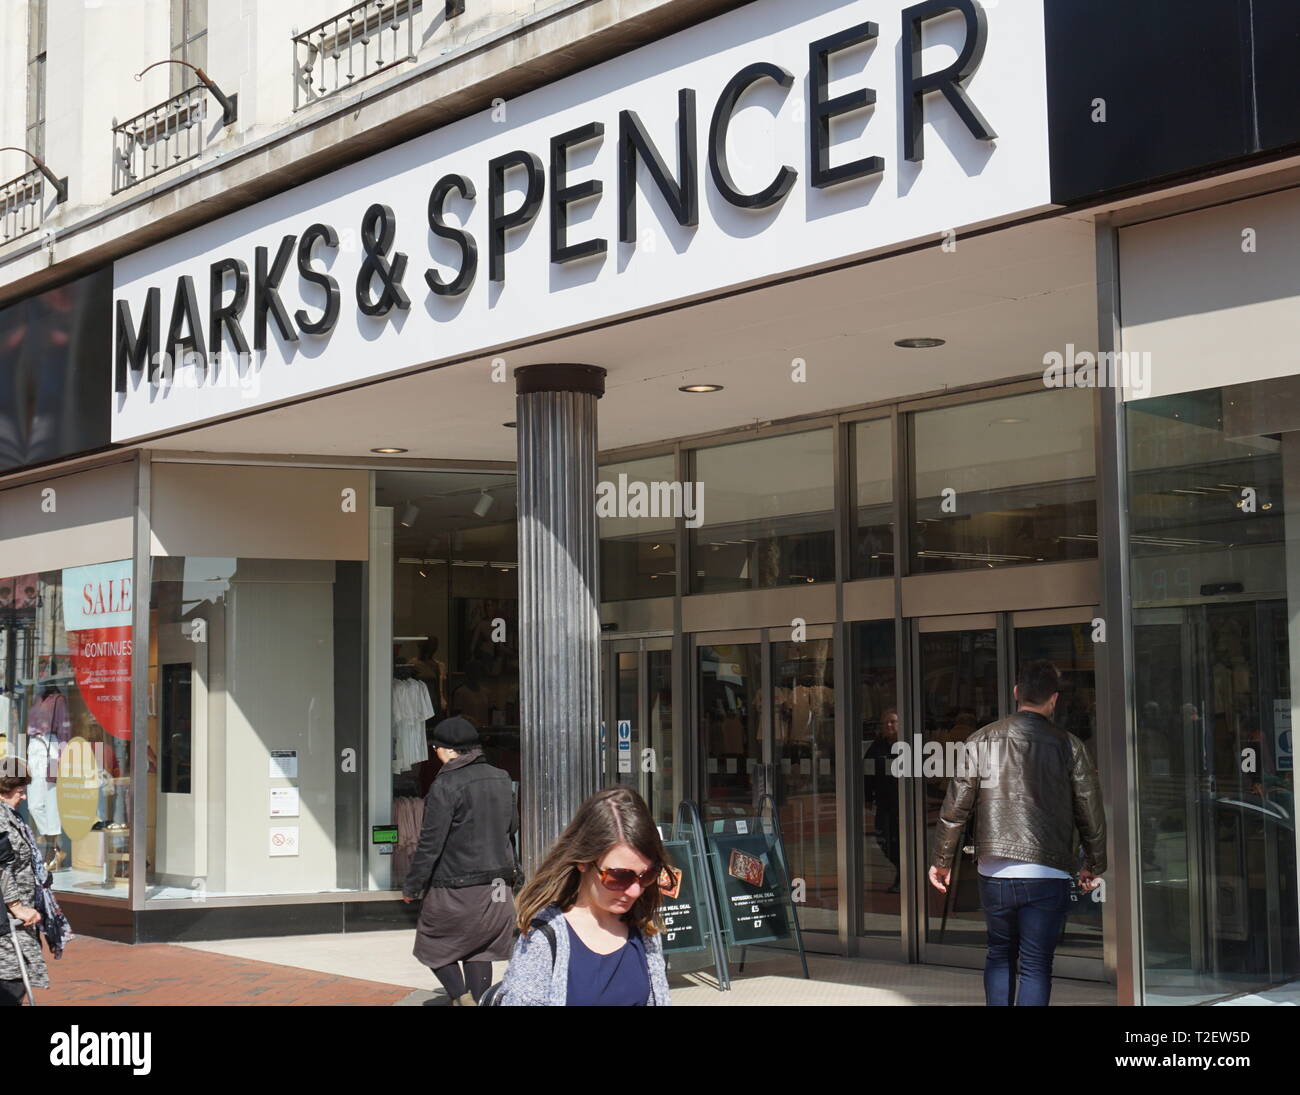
0 758 50 1005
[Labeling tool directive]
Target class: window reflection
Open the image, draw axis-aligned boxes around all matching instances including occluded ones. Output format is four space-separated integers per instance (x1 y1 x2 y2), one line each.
852 420 894 579
600 455 677 601
691 431 835 592
911 389 1097 572
1129 381 1300 1003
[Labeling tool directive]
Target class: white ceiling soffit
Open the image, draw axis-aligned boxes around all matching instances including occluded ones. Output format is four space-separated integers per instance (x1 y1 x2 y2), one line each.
148 214 1098 462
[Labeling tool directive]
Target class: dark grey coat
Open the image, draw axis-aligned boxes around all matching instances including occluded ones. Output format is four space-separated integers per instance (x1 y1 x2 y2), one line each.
0 804 50 989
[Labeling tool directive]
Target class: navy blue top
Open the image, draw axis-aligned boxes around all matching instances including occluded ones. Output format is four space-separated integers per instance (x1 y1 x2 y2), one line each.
564 920 650 1006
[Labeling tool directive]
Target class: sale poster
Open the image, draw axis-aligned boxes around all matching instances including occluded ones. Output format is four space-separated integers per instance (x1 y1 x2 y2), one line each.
62 561 134 740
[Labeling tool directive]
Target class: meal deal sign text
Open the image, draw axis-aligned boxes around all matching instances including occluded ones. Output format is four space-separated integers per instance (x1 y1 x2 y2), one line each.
62 560 133 740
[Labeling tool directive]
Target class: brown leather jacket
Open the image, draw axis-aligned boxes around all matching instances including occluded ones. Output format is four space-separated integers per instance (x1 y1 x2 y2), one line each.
931 710 1106 875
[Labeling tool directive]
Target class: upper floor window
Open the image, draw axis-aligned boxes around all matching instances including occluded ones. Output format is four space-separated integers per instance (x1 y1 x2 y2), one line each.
690 429 836 593
170 0 208 96
599 454 677 602
26 0 47 158
910 388 1097 573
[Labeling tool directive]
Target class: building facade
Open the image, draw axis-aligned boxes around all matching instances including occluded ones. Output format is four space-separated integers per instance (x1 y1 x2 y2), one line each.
1 0 1299 1006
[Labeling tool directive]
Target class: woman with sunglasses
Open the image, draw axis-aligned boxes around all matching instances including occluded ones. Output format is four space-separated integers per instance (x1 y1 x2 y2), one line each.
498 786 671 1006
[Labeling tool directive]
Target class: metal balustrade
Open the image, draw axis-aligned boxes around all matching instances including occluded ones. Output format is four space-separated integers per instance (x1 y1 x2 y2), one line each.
294 0 425 110
112 86 209 195
0 168 44 243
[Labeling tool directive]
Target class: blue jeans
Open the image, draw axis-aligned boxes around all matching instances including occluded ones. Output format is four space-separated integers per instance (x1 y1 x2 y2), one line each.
977 875 1071 1006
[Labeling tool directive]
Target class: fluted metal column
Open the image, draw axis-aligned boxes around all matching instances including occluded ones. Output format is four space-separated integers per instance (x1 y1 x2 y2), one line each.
515 363 606 872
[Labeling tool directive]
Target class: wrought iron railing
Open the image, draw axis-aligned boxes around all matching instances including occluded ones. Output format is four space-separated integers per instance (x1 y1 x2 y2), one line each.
112 85 209 195
294 0 426 110
0 168 45 243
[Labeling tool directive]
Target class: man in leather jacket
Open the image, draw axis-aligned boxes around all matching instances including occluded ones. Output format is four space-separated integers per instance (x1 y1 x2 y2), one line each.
928 660 1105 1006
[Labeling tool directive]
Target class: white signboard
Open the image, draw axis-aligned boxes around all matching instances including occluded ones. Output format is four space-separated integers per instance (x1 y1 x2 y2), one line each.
269 787 300 817
112 0 1050 441
269 826 300 856
617 719 633 774
269 750 298 779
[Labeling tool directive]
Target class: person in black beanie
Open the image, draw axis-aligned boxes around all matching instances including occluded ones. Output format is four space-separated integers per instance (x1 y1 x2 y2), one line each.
402 717 519 1005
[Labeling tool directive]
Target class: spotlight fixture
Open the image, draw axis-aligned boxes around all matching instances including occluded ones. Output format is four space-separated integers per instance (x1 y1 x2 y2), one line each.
474 490 495 518
371 447 408 454
894 337 946 349
679 384 724 393
503 421 516 428
400 503 420 527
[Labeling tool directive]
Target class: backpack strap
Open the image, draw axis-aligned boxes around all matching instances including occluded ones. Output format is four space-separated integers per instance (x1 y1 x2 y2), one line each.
530 918 558 966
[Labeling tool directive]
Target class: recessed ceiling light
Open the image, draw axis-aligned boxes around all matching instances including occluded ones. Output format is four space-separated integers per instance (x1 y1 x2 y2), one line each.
993 417 1026 425
894 337 946 349
679 384 724 393
371 447 408 454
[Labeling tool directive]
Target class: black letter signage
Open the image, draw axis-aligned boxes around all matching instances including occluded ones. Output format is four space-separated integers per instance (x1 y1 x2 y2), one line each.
254 235 300 351
488 150 545 282
356 204 411 317
114 287 160 393
902 0 995 163
809 22 884 188
618 90 699 244
208 258 250 357
549 122 607 265
425 174 478 296
296 223 341 335
166 275 207 371
709 63 798 209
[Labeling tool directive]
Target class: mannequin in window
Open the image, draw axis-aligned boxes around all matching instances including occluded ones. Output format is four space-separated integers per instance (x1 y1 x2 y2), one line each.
25 682 71 870
412 639 448 716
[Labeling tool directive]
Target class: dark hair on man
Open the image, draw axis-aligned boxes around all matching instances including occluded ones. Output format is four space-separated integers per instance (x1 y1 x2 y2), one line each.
1016 660 1061 707
0 756 32 796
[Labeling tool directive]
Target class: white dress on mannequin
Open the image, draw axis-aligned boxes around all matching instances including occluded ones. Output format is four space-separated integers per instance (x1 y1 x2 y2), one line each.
26 734 62 836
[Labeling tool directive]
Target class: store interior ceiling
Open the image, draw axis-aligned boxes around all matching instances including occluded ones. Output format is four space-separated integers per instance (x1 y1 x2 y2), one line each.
145 213 1099 464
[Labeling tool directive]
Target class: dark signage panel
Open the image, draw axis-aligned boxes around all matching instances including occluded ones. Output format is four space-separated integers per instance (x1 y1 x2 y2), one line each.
1252 2 1300 151
1046 0 1250 205
0 267 113 473
708 829 791 946
659 839 708 955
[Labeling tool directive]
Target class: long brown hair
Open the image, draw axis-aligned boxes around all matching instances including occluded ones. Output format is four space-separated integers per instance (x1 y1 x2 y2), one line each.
515 786 671 936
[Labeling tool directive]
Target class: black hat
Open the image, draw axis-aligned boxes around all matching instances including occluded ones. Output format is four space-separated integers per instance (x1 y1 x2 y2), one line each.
431 716 480 750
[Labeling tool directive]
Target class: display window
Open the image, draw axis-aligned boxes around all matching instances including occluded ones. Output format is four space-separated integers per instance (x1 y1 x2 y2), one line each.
0 560 134 898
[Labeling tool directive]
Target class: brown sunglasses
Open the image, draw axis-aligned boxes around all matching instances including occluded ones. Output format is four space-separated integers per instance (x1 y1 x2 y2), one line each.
594 863 661 892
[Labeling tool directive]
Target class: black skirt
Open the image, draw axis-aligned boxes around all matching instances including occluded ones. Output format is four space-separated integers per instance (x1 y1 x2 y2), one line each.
413 882 516 969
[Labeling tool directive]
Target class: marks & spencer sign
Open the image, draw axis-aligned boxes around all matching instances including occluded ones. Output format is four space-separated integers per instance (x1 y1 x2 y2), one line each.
112 0 1050 441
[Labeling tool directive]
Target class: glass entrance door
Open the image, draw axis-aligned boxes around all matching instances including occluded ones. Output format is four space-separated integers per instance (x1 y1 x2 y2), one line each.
916 617 1002 957
915 611 1104 975
694 628 841 946
1134 600 1299 1003
601 638 675 824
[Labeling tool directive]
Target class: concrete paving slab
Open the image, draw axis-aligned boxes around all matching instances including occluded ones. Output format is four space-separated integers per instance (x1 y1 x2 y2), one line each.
179 931 1117 1005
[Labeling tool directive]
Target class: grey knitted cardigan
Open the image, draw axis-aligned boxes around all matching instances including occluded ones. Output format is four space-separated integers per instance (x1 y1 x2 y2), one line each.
498 903 671 1006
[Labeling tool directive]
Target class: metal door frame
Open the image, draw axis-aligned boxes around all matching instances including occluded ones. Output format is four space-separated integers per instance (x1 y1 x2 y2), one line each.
600 634 674 813
910 607 1107 982
688 625 845 955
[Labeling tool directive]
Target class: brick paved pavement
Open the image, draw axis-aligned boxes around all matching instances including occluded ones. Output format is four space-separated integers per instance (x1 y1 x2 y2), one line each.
31 936 411 1006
